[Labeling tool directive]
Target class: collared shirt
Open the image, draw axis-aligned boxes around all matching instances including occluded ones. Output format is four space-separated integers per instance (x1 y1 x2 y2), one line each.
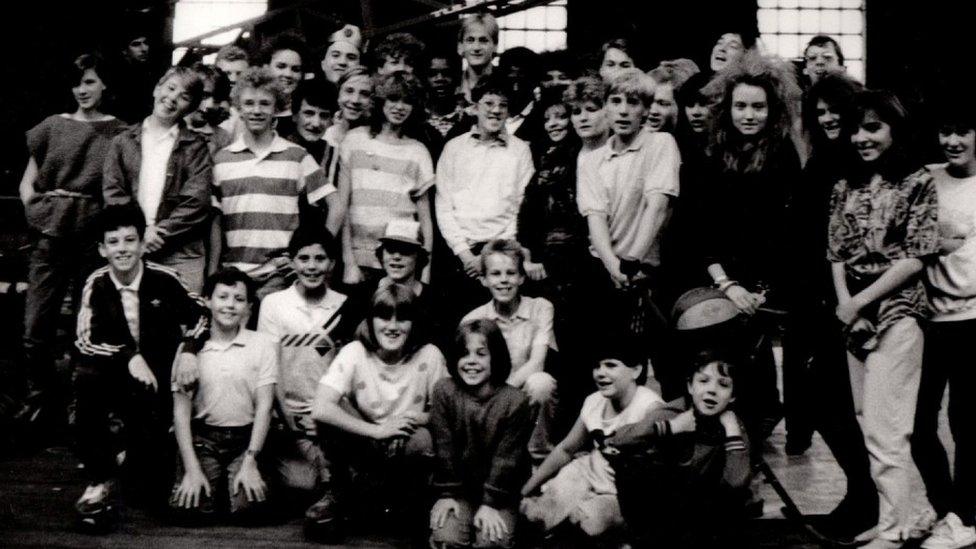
577 130 681 266
212 133 337 274
427 103 466 137
107 261 144 343
137 119 179 225
257 285 349 418
435 129 534 255
188 329 279 428
461 296 556 371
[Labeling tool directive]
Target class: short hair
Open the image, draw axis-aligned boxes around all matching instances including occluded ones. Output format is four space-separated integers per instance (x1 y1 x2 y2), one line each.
216 44 249 64
371 32 426 71
563 74 606 108
458 13 499 44
203 267 255 304
192 62 231 103
801 72 863 149
259 31 309 68
847 89 917 185
287 223 338 258
499 46 542 85
292 78 338 113
804 35 845 66
355 284 428 359
369 71 427 138
594 328 647 385
606 68 656 106
448 319 512 388
540 49 579 80
648 59 700 91
687 349 737 393
931 90 976 134
231 66 288 112
479 239 526 276
601 38 633 59
68 53 109 88
156 66 206 113
471 73 510 103
427 49 461 81
97 204 146 242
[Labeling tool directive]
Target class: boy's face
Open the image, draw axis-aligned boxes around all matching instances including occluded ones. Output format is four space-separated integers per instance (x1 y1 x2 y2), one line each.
688 361 734 417
592 358 640 400
458 23 495 69
475 92 509 136
599 47 634 83
571 100 608 140
606 92 647 138
98 226 143 276
152 75 195 125
269 49 302 97
217 59 248 83
710 33 744 72
239 86 276 137
647 83 677 132
378 54 414 76
125 36 150 64
185 79 215 129
381 244 419 283
208 281 250 332
428 57 456 100
815 99 842 141
804 43 842 84
291 243 332 291
481 253 523 306
322 41 360 84
938 126 976 170
544 103 570 143
294 99 331 141
338 75 372 123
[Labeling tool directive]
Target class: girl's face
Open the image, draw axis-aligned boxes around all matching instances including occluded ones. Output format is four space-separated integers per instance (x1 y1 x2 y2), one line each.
730 83 768 137
382 96 414 128
600 47 634 82
372 314 412 353
208 281 249 332
73 68 107 111
647 83 677 132
816 98 842 141
544 103 571 142
571 100 608 139
851 109 894 163
592 358 639 400
688 361 734 417
481 253 524 306
457 333 492 389
339 75 372 122
938 126 976 170
685 101 711 134
322 41 360 84
269 49 302 97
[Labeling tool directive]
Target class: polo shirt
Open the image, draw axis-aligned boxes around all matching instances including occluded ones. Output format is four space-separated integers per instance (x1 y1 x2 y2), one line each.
461 296 556 371
186 329 279 428
212 133 336 275
577 131 681 266
435 129 534 255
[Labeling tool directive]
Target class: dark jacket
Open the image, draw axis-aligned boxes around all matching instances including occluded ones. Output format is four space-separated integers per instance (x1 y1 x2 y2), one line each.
102 123 213 257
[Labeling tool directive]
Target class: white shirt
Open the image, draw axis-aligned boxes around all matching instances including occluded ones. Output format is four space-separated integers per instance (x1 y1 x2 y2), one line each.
137 119 178 225
108 261 144 343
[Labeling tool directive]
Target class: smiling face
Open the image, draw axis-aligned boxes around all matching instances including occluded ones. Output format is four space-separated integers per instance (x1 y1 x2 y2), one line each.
338 75 372 123
685 100 711 134
599 47 634 82
457 332 492 390
99 226 143 277
938 126 976 171
647 82 677 132
73 68 107 112
475 92 509 136
382 96 414 129
152 75 195 125
238 86 277 137
269 49 302 97
571 100 608 140
804 43 842 85
458 23 495 70
373 314 413 354
851 109 893 164
295 99 331 141
730 83 768 137
381 244 419 283
688 361 735 417
322 41 360 84
428 57 456 100
607 92 647 138
592 358 640 400
481 252 524 306
816 98 842 141
291 243 332 292
710 33 744 72
544 103 570 142
208 281 250 332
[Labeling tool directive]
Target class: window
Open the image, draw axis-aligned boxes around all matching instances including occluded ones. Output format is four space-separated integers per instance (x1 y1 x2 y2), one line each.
757 0 866 82
496 1 568 53
172 0 267 63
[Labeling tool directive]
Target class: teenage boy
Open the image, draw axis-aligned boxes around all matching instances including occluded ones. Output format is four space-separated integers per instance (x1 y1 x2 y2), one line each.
73 204 207 530
371 32 425 76
113 28 159 123
215 44 250 84
457 13 498 105
498 47 542 140
260 32 310 139
804 35 845 86
279 78 338 165
103 65 213 294
435 74 534 326
186 63 233 154
211 67 341 301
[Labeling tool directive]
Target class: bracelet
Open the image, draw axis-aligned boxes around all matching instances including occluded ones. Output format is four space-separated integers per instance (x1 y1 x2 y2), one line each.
717 279 739 293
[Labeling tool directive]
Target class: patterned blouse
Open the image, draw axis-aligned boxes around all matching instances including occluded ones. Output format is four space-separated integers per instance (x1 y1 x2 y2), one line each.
827 167 939 354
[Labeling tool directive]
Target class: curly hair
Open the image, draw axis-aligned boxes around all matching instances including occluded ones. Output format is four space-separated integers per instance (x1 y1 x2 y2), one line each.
563 73 607 108
368 71 427 138
231 66 288 113
371 32 425 73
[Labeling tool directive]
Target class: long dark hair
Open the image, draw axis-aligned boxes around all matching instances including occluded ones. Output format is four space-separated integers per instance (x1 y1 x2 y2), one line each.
368 71 427 140
802 73 862 153
845 89 918 187
448 319 512 389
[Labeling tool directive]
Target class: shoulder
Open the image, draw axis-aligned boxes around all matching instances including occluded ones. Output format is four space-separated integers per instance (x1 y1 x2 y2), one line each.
528 296 554 312
336 340 368 361
241 329 277 351
417 343 446 364
903 165 936 187
433 376 460 398
461 302 491 323
633 385 665 409
259 286 295 312
81 265 113 292
144 261 186 286
643 130 679 150
581 391 605 414
495 384 530 410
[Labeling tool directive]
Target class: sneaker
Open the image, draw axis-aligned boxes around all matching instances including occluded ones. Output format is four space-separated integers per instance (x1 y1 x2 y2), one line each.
75 482 112 515
304 491 343 543
921 513 976 549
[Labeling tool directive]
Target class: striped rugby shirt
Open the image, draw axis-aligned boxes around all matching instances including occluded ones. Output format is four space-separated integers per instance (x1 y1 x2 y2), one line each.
213 134 337 275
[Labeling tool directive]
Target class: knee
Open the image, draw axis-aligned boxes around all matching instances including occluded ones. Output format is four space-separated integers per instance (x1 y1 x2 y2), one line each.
406 427 434 457
524 373 557 405
278 458 319 491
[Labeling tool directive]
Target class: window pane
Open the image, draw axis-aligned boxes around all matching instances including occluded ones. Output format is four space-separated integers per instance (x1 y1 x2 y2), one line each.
758 9 778 32
839 34 862 58
523 6 547 29
524 30 547 51
846 60 864 82
779 0 799 7
779 34 800 58
820 10 841 33
840 10 863 33
758 0 777 7
763 34 779 54
545 31 567 50
799 9 820 33
840 0 863 7
798 0 820 7
547 6 567 28
779 9 800 33
821 0 842 7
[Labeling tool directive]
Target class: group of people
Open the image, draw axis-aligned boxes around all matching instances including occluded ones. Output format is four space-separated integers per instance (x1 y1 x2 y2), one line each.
15 10 976 549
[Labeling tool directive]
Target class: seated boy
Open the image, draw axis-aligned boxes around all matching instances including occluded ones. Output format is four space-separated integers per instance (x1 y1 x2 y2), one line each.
169 268 278 523
608 352 751 547
461 239 557 459
358 219 436 321
73 204 207 530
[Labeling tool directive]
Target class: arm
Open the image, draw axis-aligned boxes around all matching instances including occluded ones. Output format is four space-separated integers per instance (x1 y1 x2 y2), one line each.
483 395 534 508
434 143 471 257
153 140 213 247
831 261 851 304
626 193 670 263
102 135 132 205
430 383 463 499
172 390 211 508
521 417 589 496
837 258 924 324
312 383 414 440
19 156 38 206
499 142 535 240
416 191 434 283
587 214 627 288
719 410 751 488
232 384 274 503
628 135 680 263
707 262 765 315
324 191 344 238
207 213 222 276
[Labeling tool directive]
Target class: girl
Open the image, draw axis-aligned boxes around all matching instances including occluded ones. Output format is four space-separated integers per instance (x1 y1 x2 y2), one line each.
827 90 938 549
20 53 127 415
339 72 434 286
429 319 533 549
520 338 664 541
324 67 373 148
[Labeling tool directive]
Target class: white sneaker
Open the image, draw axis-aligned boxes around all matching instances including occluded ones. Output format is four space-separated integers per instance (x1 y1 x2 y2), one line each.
921 513 976 549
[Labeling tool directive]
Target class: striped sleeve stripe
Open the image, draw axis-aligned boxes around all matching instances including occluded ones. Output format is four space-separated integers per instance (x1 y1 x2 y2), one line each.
218 178 301 200
412 177 435 199
223 211 301 233
725 436 747 452
349 174 424 198
225 261 263 275
304 164 335 205
347 150 421 179
75 267 124 357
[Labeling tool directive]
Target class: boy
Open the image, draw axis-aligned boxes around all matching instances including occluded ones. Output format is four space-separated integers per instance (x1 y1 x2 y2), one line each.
103 65 213 294
609 353 750 547
215 44 250 84
260 31 309 138
371 32 425 76
435 74 534 325
113 27 159 123
211 67 342 301
186 63 233 154
279 78 338 165
73 204 207 530
804 35 845 86
457 13 498 105
425 51 466 140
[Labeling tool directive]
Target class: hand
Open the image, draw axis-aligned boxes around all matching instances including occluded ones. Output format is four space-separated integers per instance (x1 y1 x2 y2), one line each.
473 505 509 544
719 410 742 437
459 250 481 279
669 408 696 434
342 263 364 285
524 261 547 281
174 467 211 508
430 498 461 530
836 295 864 325
604 256 629 289
421 263 432 284
400 410 428 426
128 354 158 391
724 285 764 315
143 225 166 253
173 352 199 389
232 456 267 503
371 416 417 440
